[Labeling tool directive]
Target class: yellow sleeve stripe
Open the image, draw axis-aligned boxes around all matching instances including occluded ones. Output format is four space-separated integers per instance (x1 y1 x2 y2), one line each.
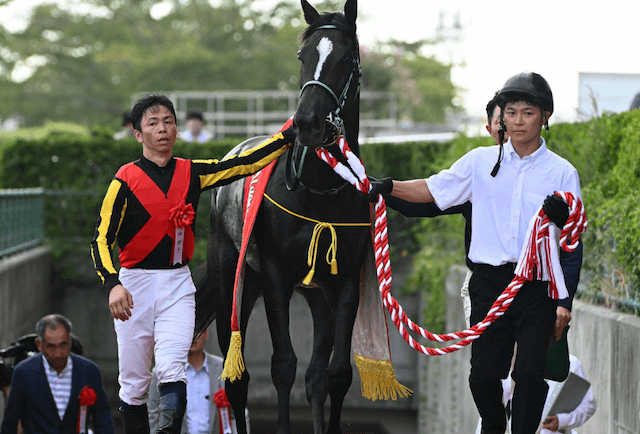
198 162 269 187
192 158 220 164
197 132 289 188
95 180 125 277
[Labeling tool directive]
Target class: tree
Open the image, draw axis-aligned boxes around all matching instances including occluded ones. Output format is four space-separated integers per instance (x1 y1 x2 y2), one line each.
0 0 458 129
361 41 459 124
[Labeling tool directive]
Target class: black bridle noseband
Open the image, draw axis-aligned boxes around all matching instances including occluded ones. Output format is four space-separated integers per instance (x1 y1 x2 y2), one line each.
287 24 362 193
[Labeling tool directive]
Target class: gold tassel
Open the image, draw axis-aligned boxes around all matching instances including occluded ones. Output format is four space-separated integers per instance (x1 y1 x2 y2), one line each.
330 258 338 275
219 331 245 382
354 353 412 401
302 267 315 286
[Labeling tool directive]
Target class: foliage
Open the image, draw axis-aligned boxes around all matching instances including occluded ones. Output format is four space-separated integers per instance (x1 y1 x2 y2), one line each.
360 43 459 124
0 121 91 142
578 110 640 301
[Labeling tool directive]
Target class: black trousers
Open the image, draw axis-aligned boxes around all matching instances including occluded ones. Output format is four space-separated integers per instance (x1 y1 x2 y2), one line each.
469 263 557 434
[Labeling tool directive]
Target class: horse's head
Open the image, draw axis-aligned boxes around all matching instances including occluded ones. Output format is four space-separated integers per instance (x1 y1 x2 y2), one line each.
293 0 360 149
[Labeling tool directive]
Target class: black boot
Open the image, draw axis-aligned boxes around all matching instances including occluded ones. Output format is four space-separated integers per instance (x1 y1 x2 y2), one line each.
156 408 183 434
119 402 150 434
156 382 186 434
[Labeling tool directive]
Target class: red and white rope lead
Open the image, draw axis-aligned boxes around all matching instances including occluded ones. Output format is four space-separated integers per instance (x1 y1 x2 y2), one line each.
317 138 587 356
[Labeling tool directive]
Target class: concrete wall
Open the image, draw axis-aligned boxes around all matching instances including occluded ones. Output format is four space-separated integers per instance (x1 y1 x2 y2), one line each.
418 265 477 433
418 266 640 434
0 247 53 349
570 302 640 434
0 247 53 416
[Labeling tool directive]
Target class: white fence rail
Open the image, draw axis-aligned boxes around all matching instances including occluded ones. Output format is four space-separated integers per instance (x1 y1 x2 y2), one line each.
134 90 397 139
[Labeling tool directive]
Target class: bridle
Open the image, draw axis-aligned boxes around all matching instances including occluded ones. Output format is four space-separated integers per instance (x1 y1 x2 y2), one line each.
286 24 362 193
299 25 362 121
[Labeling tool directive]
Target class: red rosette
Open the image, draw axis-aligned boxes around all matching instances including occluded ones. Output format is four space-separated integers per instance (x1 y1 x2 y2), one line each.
213 388 230 408
170 203 195 229
79 386 97 407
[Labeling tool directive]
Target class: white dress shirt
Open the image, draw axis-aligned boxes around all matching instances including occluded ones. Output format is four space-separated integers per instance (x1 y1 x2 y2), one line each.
180 130 212 143
426 138 581 266
186 354 211 434
43 355 73 420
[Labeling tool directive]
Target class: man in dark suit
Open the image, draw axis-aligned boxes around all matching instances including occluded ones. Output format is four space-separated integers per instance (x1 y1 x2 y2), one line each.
1 314 114 434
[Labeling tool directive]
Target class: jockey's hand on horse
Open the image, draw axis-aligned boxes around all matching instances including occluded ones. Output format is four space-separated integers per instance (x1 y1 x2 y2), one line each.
366 176 393 202
280 124 296 145
543 194 569 228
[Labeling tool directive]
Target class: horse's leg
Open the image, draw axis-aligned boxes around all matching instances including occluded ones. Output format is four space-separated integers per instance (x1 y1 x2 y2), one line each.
300 287 335 434
210 221 255 434
262 264 297 434
225 268 261 434
325 274 360 434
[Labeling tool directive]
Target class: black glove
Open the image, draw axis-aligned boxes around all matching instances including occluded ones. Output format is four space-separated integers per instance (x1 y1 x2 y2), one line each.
543 194 569 228
367 176 393 202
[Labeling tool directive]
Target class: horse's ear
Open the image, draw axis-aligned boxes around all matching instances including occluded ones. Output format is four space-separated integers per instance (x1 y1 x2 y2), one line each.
344 0 357 32
301 0 320 25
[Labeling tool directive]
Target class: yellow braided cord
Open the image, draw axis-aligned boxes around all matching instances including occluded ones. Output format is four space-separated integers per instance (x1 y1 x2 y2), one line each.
302 222 339 285
219 331 245 382
263 194 370 227
264 194 363 285
354 353 413 401
324 224 338 275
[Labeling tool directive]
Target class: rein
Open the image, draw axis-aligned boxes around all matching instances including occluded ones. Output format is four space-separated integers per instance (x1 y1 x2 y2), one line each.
263 193 370 286
316 138 588 356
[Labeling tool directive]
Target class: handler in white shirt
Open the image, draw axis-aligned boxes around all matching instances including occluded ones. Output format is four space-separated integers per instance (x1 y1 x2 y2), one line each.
367 72 582 434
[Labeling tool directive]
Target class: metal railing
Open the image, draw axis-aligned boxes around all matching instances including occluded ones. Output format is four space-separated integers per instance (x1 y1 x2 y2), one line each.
0 188 45 258
135 90 398 139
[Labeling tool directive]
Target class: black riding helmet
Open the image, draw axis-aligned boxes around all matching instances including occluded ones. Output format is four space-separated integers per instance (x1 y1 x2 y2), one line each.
490 72 554 176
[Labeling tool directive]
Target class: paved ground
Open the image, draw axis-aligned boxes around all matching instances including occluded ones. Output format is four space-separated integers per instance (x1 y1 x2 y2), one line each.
249 405 418 434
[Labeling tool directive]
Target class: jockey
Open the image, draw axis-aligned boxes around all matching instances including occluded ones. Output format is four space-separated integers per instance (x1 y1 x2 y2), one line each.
367 72 583 434
91 94 294 434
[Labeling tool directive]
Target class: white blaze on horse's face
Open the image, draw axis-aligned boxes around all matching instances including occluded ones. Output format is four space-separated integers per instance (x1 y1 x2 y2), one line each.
313 37 334 80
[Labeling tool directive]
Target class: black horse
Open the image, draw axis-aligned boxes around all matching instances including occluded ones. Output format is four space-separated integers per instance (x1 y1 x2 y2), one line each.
200 1 372 433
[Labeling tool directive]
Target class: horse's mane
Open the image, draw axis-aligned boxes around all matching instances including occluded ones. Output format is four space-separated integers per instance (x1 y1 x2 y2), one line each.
301 12 358 44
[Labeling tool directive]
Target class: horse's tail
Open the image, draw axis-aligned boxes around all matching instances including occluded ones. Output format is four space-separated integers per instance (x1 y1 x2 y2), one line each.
193 260 216 335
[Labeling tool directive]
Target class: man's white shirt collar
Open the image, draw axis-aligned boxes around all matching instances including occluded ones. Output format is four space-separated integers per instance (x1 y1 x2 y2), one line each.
503 137 548 166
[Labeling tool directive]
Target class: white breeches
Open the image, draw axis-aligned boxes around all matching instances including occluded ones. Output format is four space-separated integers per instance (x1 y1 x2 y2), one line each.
114 266 196 406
